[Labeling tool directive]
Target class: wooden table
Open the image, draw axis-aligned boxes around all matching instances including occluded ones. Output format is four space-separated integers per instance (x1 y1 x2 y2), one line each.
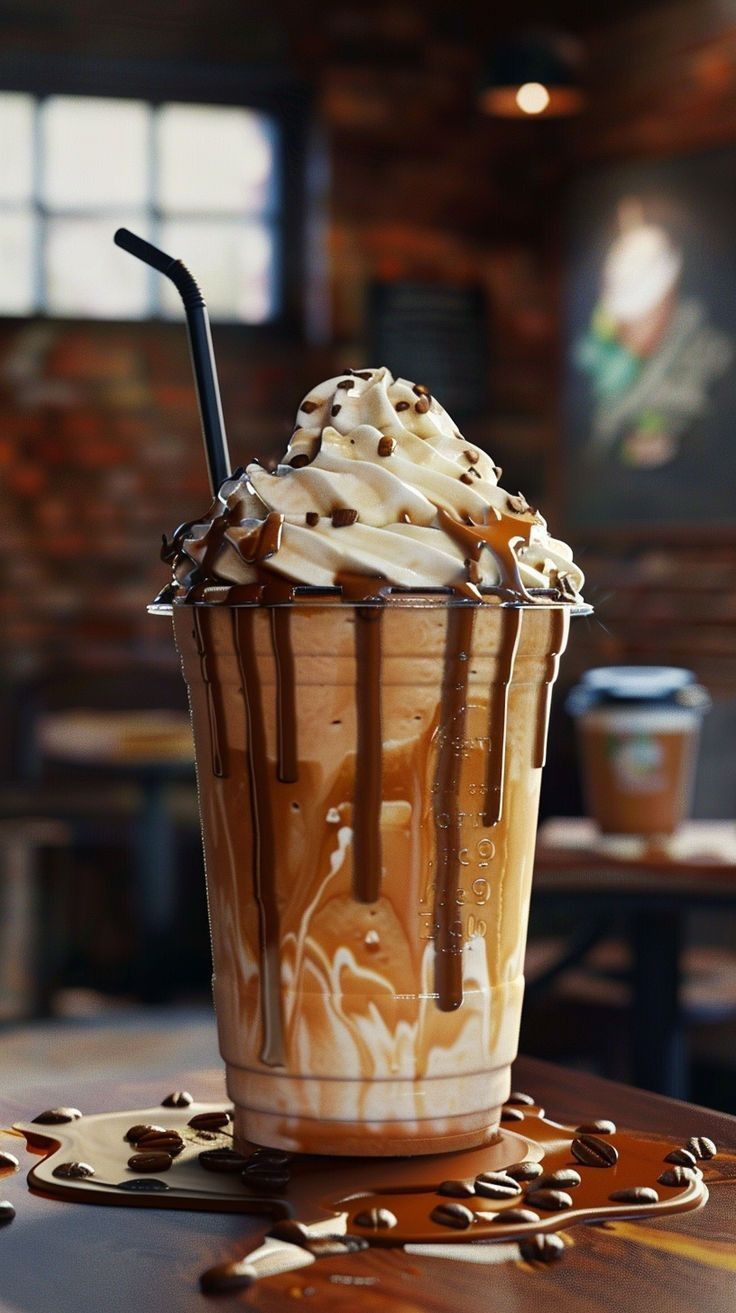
1 1042 735 1313
533 819 736 1100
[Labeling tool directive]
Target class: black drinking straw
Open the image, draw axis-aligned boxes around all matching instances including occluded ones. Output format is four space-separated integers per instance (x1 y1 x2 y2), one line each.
113 228 232 495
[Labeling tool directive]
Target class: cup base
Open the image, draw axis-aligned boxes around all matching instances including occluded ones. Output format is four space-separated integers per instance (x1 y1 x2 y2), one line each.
233 1105 503 1157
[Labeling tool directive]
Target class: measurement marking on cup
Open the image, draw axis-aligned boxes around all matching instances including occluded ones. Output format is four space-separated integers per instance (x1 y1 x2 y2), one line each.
233 609 286 1068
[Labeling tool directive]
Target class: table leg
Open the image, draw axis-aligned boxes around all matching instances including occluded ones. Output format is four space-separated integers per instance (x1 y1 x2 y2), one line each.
630 908 687 1099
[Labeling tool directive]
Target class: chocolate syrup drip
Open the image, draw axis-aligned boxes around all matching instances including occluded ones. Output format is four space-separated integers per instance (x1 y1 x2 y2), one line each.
352 608 384 903
270 609 298 783
191 609 228 778
432 606 476 1011
232 610 285 1068
437 508 534 601
483 610 523 828
532 610 568 770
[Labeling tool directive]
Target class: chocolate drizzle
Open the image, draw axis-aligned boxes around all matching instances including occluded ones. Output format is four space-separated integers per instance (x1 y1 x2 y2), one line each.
437 508 534 601
270 609 298 783
352 608 384 903
432 606 476 1011
483 609 523 827
532 610 568 770
233 610 286 1067
191 609 228 778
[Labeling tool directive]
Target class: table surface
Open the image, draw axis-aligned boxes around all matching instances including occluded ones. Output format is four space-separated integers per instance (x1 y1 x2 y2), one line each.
535 818 736 895
1 1024 735 1313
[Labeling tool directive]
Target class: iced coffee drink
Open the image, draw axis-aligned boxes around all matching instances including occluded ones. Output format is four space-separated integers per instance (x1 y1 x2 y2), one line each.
159 367 585 1154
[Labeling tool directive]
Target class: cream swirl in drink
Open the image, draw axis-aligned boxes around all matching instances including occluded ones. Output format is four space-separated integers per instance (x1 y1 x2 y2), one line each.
165 366 583 602
163 368 584 1155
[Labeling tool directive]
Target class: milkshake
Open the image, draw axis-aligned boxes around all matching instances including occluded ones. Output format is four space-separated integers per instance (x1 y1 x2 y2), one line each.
159 367 585 1154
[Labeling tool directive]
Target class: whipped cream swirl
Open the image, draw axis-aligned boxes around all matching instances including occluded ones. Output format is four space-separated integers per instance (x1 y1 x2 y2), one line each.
164 367 584 603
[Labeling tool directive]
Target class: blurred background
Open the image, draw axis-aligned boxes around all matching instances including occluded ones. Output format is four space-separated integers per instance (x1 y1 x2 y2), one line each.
2 0 736 1109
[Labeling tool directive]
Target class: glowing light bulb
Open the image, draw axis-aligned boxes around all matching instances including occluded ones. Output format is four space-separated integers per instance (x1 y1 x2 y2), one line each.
515 82 550 115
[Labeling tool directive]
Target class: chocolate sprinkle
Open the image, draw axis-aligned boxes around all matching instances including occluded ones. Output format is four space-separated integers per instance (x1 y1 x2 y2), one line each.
459 472 474 485
352 370 373 380
464 449 480 464
300 399 319 414
506 1160 544 1183
414 396 430 414
52 1161 95 1180
336 379 354 390
525 1189 574 1211
610 1187 659 1205
658 1166 697 1187
438 1179 476 1198
161 1091 193 1108
331 404 341 417
331 508 359 527
305 511 319 526
395 401 410 411
289 453 310 468
353 1207 397 1230
430 1202 474 1230
200 1261 257 1294
520 1233 565 1264
32 1107 82 1125
377 435 395 457
0 1201 16 1226
571 1134 619 1167
685 1136 717 1160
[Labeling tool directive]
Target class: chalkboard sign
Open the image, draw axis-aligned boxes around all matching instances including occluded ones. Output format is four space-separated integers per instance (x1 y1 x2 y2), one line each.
368 281 488 418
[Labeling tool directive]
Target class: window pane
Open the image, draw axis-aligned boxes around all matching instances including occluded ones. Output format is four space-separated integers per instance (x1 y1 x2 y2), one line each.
46 215 151 317
0 94 34 204
159 219 275 322
41 97 149 210
0 210 36 313
156 105 276 215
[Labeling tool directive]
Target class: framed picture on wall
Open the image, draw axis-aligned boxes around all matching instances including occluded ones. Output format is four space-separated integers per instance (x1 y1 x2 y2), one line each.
564 148 736 533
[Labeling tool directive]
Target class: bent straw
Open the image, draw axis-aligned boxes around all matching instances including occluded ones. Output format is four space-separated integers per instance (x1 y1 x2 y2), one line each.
114 228 232 495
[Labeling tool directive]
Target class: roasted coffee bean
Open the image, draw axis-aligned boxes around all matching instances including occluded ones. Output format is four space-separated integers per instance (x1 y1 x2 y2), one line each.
188 1111 231 1131
664 1148 698 1167
520 1233 565 1264
247 1148 290 1167
609 1187 659 1205
430 1202 474 1230
493 1207 540 1225
137 1130 184 1154
124 1123 164 1143
304 1235 370 1257
127 1151 173 1173
474 1172 521 1201
353 1207 397 1230
571 1134 619 1167
268 1219 311 1246
117 1177 170 1192
505 1160 544 1183
0 1152 19 1172
507 1092 536 1106
32 1108 82 1125
575 1120 616 1135
0 1201 16 1225
198 1148 251 1174
685 1136 717 1161
525 1188 573 1212
536 1169 581 1190
438 1179 475 1198
161 1091 193 1108
52 1161 94 1180
200 1260 257 1294
241 1165 290 1193
500 1106 525 1123
658 1166 697 1187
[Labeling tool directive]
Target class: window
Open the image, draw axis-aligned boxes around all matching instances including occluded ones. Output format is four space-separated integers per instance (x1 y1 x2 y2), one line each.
0 92 280 323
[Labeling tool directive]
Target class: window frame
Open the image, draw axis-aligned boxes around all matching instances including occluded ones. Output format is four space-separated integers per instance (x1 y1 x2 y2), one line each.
0 53 310 337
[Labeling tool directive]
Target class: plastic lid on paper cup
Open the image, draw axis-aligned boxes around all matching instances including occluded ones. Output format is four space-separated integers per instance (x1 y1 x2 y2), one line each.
566 666 711 715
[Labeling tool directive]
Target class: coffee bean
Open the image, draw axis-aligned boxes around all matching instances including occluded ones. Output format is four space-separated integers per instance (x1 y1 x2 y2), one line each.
525 1189 573 1211
247 1148 290 1167
198 1148 251 1174
520 1233 564 1264
268 1219 311 1246
241 1165 290 1194
571 1134 619 1167
685 1136 717 1161
664 1148 697 1167
0 1152 19 1172
187 1111 231 1131
161 1091 193 1108
474 1172 522 1201
200 1260 257 1294
137 1130 184 1154
507 1092 536 1106
609 1187 659 1205
124 1123 164 1143
52 1161 94 1180
500 1106 525 1122
32 1108 81 1125
575 1120 616 1135
117 1177 170 1192
658 1166 697 1187
353 1207 397 1230
536 1169 581 1189
493 1207 540 1225
304 1235 370 1257
0 1201 15 1225
128 1152 173 1173
505 1160 544 1183
438 1179 475 1198
430 1202 474 1230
